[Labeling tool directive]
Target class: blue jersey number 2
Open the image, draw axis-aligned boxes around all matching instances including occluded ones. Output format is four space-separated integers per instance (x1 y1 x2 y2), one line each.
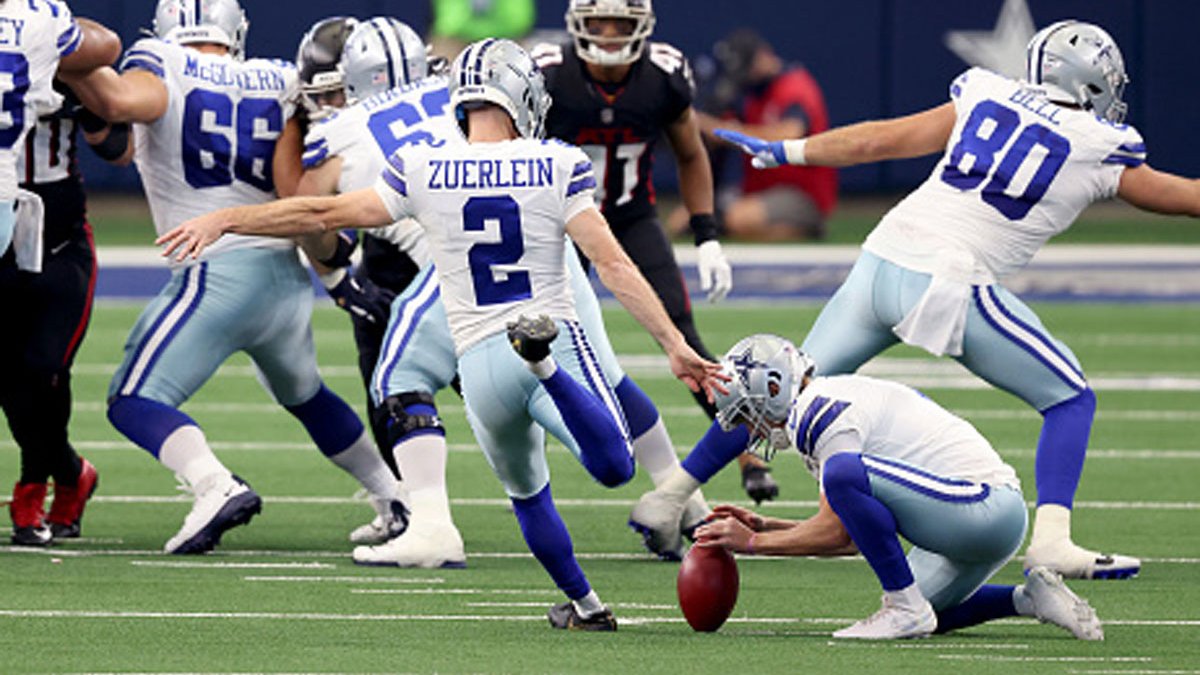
182 90 283 191
940 99 1071 220
463 195 532 306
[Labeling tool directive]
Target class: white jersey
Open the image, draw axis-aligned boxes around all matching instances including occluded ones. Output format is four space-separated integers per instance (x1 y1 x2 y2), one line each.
373 138 598 354
0 0 81 200
302 75 461 262
120 38 298 264
865 67 1146 282
786 374 1019 489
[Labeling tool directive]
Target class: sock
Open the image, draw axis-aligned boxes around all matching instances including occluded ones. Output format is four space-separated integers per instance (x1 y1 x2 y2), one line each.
680 420 750 484
284 384 365 458
658 466 702 504
572 590 605 618
511 484 591 601
327 430 401 501
886 583 926 610
1035 388 1096 508
539 367 633 488
108 395 197 459
158 425 230 487
934 585 1019 633
821 453 913 591
1029 504 1073 549
392 433 453 525
528 358 556 380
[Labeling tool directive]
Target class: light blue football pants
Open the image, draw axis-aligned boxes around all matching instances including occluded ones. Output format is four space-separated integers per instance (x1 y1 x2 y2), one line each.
860 454 1028 610
371 246 625 403
803 251 1087 411
109 247 322 407
459 321 628 499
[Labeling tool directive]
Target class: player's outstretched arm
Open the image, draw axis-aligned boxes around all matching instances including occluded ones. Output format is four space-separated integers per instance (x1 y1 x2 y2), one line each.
567 207 727 400
696 494 855 556
60 67 168 125
1118 164 1200 217
715 102 956 169
157 188 395 261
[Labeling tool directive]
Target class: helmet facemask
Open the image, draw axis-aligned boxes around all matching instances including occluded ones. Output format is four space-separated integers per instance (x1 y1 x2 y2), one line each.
566 0 655 67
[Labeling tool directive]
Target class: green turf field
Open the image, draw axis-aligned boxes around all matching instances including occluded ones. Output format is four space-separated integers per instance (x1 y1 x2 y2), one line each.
1 302 1198 674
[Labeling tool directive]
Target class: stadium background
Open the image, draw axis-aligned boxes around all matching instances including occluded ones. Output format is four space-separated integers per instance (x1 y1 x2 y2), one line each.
77 0 1200 195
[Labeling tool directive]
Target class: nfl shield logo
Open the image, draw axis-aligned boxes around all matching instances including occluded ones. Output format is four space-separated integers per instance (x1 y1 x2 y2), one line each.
600 108 614 124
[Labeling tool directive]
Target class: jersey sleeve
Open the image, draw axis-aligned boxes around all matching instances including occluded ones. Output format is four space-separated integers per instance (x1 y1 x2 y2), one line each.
51 1 82 58
120 38 170 80
372 151 416 221
562 145 598 222
302 118 335 170
1098 124 1146 187
648 42 694 124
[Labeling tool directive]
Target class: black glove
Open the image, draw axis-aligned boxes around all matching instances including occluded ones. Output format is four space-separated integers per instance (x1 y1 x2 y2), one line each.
327 272 396 325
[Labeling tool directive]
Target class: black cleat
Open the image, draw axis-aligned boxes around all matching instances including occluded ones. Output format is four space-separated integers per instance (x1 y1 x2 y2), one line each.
11 525 53 547
547 602 617 631
742 464 779 504
507 314 558 363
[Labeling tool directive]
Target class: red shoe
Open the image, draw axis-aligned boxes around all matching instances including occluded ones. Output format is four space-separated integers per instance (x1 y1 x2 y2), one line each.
47 459 99 539
10 482 52 546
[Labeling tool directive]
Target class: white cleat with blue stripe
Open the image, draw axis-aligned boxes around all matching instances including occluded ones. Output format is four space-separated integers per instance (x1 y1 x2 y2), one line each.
832 593 937 640
1021 566 1105 640
1024 541 1141 580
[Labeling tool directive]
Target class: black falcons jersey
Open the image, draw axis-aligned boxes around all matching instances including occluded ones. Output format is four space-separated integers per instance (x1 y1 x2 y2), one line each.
532 41 694 226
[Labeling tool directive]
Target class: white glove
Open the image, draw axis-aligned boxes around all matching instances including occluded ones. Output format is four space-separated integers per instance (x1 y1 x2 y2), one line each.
696 240 733 303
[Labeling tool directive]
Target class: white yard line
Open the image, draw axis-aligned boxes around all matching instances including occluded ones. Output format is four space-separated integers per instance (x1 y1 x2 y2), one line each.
130 561 334 570
243 575 445 584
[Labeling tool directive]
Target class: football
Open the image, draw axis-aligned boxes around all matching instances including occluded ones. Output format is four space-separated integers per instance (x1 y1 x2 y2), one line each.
676 544 740 632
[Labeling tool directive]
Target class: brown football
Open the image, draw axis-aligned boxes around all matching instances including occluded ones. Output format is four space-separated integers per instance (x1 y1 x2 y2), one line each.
676 544 739 632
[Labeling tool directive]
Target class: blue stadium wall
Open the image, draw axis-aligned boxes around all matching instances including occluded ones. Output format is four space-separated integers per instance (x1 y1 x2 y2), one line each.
78 0 1200 194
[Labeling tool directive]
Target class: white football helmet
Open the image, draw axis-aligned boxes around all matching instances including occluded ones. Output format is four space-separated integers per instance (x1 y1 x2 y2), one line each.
714 334 815 460
341 17 428 103
296 16 358 119
566 0 655 66
154 0 248 59
1025 20 1129 123
449 39 552 140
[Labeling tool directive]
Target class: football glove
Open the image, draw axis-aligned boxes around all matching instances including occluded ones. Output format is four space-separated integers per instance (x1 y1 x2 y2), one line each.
696 240 733 303
714 129 788 169
327 272 396 326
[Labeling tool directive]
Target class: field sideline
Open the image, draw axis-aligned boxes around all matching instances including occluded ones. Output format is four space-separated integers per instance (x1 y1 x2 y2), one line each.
1 301 1198 674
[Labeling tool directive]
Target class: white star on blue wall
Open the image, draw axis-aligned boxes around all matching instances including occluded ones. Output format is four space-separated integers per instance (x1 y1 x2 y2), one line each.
944 0 1036 79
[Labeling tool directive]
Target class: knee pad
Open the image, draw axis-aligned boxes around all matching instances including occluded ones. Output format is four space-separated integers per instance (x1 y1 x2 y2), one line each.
384 392 445 448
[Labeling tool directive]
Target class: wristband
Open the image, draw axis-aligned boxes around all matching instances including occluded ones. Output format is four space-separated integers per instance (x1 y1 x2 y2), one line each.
689 213 719 246
783 139 808 165
317 267 347 291
76 107 108 134
88 123 130 162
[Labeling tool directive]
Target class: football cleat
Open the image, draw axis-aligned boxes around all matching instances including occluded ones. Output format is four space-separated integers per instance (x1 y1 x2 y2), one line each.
628 489 685 561
349 498 410 545
352 522 466 569
1024 540 1141 580
47 458 99 539
547 602 617 631
1021 566 1104 641
741 463 779 504
10 482 52 547
832 593 937 640
507 314 558 363
165 473 262 555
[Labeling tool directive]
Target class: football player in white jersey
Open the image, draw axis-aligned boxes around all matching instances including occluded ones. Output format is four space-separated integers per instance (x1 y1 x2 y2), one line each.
294 20 710 567
706 20 1200 581
692 334 1103 640
0 2 119 256
157 38 726 629
60 0 406 554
